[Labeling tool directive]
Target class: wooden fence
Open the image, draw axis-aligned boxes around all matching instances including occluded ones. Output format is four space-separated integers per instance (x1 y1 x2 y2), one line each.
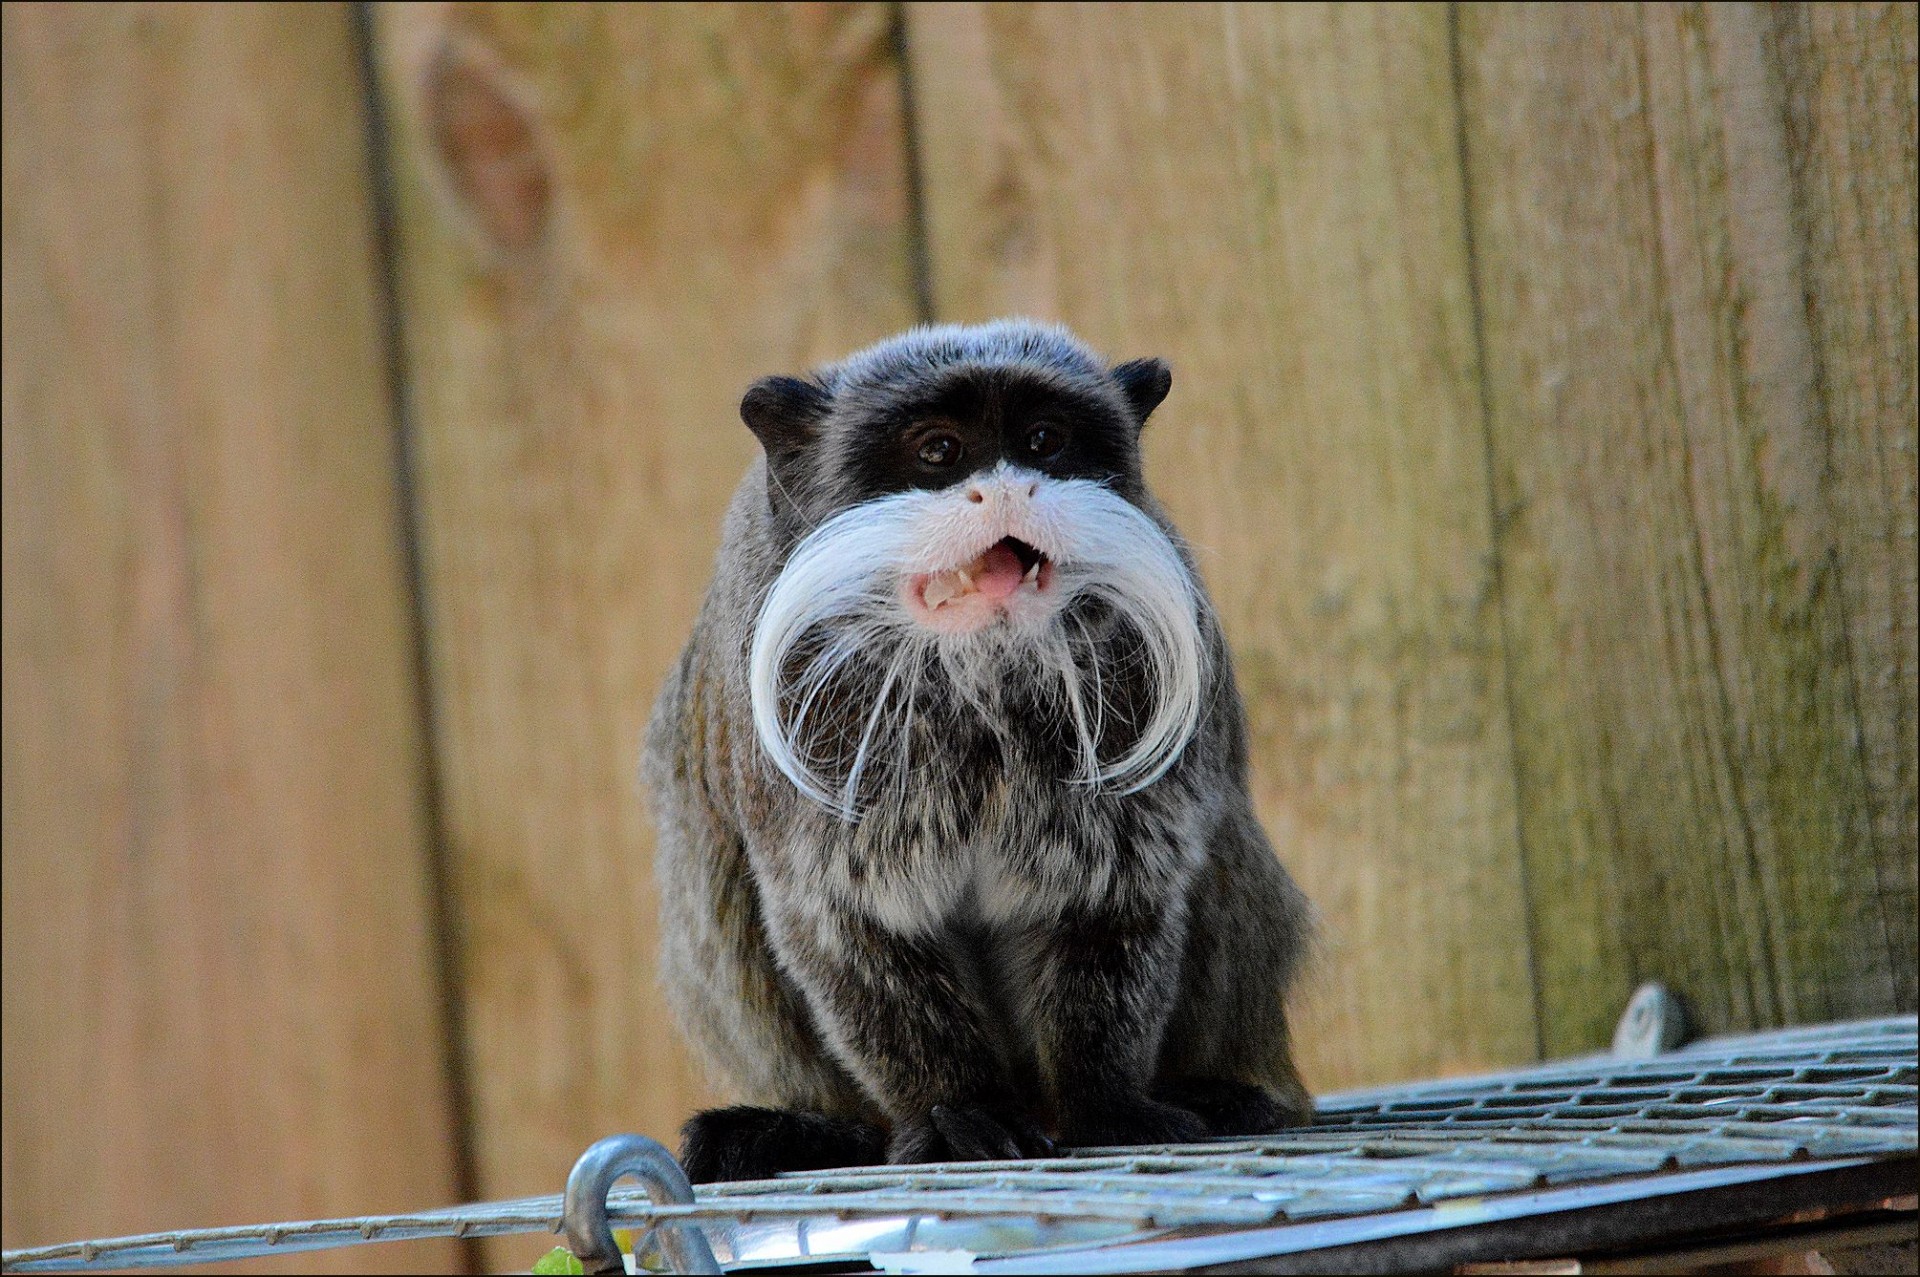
3 3 1913 1272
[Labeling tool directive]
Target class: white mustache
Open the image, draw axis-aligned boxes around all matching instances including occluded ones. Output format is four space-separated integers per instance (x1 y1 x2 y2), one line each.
749 466 1207 820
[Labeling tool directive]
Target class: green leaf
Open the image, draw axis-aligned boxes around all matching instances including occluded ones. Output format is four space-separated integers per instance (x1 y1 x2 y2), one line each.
531 1245 586 1275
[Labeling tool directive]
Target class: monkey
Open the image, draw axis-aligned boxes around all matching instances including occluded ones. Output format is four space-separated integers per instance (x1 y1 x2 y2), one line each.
642 320 1315 1183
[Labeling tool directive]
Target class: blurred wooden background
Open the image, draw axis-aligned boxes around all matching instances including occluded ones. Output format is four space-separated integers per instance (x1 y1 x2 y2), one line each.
3 3 1913 1272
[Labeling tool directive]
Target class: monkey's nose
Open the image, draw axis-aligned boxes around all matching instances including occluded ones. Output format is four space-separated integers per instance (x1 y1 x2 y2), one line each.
964 475 1040 504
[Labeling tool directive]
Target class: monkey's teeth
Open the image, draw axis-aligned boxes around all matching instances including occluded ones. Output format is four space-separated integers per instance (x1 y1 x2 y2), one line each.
923 571 967 609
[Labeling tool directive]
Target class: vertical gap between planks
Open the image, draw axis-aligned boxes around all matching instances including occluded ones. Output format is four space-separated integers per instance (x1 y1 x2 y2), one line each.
890 1 937 324
349 3 484 1255
1446 1 1549 1063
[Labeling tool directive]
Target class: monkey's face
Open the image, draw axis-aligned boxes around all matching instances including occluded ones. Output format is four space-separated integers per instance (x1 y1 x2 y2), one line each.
835 367 1149 637
739 323 1206 818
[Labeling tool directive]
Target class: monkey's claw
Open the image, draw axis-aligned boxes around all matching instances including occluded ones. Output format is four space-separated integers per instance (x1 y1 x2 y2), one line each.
1061 1095 1210 1149
1154 1077 1311 1136
887 1103 1055 1164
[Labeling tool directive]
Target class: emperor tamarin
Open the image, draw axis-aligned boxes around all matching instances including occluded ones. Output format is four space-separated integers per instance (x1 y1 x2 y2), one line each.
644 320 1314 1182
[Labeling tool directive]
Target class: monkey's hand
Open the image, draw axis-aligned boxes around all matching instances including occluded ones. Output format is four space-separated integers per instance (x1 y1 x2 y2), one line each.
1059 1094 1209 1150
887 1102 1056 1164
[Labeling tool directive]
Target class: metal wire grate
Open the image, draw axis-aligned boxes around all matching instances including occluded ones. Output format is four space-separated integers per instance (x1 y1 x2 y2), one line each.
1318 1015 1917 1138
3 1015 1914 1272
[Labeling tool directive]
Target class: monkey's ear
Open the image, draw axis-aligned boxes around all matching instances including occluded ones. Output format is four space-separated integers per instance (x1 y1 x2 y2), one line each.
1111 358 1172 427
740 375 831 456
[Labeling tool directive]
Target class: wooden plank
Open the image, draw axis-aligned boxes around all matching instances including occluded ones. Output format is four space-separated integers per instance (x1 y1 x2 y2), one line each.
1458 2 1916 1055
368 4 920 1266
0 4 463 1271
1768 1 1918 1016
905 1 1540 1089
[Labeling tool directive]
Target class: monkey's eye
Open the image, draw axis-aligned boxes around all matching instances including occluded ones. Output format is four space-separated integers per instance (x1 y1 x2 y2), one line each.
1024 422 1068 459
917 433 963 467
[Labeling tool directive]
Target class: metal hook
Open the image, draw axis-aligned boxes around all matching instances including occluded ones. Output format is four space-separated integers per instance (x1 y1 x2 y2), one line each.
561 1134 721 1275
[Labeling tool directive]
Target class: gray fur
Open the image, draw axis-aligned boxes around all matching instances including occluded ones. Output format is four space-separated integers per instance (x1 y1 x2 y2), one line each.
644 321 1314 1164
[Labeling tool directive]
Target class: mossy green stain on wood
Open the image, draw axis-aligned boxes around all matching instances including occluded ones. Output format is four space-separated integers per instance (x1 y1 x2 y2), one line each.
1459 1 1916 1055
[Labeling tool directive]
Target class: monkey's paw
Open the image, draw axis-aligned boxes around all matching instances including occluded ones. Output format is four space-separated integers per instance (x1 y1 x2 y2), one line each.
1154 1077 1311 1137
887 1103 1056 1164
1060 1095 1210 1149
679 1106 887 1183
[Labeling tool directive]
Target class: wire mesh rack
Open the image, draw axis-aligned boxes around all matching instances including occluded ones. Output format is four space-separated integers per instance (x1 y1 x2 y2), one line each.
4 1014 1914 1273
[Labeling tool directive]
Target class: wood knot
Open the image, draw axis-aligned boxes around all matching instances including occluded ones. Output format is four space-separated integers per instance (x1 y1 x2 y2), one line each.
424 40 552 259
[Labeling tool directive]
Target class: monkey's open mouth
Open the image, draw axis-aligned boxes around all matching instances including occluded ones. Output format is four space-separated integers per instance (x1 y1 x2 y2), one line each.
916 536 1052 614
999 536 1045 576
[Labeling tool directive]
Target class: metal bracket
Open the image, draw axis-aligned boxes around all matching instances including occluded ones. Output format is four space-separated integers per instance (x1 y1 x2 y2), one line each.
561 1134 721 1275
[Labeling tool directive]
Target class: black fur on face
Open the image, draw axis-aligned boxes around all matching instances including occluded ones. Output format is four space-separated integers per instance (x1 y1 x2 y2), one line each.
739 322 1172 541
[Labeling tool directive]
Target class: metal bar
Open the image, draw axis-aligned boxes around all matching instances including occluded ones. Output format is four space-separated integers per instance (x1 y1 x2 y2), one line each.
3 1016 1912 1273
951 1158 1913 1275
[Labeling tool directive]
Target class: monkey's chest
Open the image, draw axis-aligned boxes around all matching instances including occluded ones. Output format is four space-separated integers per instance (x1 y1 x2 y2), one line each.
794 720 1196 931
822 796 1130 937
